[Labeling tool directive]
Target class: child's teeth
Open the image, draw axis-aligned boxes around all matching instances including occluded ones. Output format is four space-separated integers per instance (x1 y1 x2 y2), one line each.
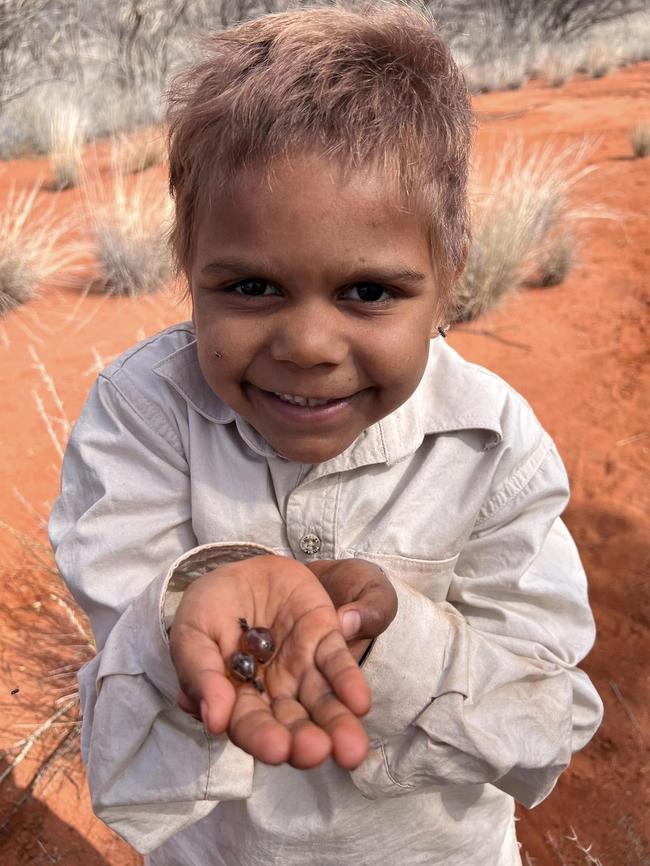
274 393 331 407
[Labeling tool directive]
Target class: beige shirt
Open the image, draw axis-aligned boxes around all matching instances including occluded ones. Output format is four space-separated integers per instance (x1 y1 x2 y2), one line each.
49 323 603 866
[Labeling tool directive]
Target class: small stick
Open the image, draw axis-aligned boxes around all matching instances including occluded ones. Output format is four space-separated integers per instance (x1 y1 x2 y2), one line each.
0 726 79 833
616 432 648 447
608 679 644 737
28 345 71 438
565 826 603 865
0 698 78 785
454 327 532 351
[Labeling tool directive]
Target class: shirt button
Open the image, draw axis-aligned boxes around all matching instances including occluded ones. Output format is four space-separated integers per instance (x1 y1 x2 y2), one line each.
299 533 322 556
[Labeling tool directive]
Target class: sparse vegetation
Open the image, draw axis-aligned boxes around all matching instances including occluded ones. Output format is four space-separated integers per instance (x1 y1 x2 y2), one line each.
49 100 85 190
113 127 167 175
632 122 650 157
535 231 577 287
0 182 78 316
447 3 649 93
583 40 617 77
0 522 93 829
0 1 647 156
453 141 595 321
84 154 173 296
541 48 575 87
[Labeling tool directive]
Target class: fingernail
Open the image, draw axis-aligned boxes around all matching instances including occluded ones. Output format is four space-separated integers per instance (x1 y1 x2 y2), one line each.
342 610 361 638
200 699 209 728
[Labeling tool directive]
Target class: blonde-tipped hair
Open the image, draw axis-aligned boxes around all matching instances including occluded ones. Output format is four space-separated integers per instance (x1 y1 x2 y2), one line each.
168 2 473 303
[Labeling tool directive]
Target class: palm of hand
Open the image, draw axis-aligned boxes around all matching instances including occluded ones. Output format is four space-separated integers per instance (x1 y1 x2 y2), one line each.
170 556 371 770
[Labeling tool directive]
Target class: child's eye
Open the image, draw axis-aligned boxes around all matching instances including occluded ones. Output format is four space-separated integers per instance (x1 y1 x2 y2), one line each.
229 279 280 297
341 283 394 304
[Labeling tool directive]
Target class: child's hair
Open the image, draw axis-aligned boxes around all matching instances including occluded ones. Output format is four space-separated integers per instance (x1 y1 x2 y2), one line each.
167 1 473 308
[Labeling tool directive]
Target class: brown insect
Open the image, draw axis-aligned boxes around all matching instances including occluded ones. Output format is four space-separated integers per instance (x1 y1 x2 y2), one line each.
229 618 275 694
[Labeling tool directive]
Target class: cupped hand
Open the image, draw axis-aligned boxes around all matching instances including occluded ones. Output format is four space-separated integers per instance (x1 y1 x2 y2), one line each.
169 555 371 771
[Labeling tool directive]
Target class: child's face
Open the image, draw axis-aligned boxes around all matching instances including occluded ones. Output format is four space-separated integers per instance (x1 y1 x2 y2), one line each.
190 154 444 463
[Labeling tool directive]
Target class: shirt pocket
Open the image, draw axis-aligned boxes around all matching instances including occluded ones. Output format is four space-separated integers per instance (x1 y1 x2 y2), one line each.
340 550 460 602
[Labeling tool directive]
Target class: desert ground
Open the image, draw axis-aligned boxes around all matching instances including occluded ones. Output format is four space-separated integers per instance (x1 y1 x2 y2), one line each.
0 62 648 865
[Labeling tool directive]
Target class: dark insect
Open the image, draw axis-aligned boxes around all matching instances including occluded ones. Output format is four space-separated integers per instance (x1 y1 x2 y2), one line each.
10 688 19 695
229 651 266 694
229 651 257 682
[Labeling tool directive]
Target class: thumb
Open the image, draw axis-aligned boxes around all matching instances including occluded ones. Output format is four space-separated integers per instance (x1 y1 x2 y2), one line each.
340 607 362 639
338 600 392 641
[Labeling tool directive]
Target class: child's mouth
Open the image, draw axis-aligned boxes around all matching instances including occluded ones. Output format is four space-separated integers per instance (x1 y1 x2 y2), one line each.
250 386 357 421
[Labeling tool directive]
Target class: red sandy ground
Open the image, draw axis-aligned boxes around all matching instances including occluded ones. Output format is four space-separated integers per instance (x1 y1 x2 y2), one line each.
0 63 648 865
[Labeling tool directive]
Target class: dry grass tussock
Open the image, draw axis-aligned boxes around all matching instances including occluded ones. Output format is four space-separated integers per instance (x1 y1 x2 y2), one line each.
453 140 602 322
631 122 650 157
48 101 85 191
113 128 167 175
582 40 618 77
83 148 173 297
0 522 94 831
0 182 80 318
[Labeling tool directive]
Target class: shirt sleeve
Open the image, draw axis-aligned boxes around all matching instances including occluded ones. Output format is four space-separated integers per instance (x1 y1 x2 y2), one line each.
48 373 267 853
350 434 604 808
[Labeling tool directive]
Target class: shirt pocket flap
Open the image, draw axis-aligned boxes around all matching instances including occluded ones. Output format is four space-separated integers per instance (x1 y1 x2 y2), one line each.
343 550 459 602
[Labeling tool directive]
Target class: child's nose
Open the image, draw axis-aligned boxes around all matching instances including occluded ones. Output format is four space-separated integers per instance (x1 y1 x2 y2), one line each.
269 305 347 368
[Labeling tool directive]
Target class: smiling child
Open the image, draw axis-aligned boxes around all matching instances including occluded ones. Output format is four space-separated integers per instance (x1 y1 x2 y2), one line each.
49 4 603 865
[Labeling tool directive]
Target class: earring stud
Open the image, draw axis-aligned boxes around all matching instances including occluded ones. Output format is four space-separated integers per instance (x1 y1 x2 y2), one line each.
437 326 447 338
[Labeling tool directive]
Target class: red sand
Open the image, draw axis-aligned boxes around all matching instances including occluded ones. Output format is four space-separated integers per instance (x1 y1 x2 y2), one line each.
0 63 648 865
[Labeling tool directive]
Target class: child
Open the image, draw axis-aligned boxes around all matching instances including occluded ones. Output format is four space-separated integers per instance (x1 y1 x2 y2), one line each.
49 4 603 864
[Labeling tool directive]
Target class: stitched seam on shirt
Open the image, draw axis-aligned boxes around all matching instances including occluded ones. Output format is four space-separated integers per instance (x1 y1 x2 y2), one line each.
332 472 342 558
380 743 416 790
475 435 552 527
99 372 186 458
377 419 389 462
103 325 194 378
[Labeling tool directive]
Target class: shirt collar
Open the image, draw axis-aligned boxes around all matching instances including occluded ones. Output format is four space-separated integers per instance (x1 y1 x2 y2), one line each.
152 327 503 469
379 337 504 464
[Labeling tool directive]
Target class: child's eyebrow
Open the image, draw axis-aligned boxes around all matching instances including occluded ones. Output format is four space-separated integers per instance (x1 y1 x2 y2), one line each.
200 258 427 286
200 258 271 277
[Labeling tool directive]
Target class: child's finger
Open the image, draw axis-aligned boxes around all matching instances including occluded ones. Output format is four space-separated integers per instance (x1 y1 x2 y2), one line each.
298 665 369 769
271 695 332 769
314 629 371 717
169 626 235 733
228 689 292 765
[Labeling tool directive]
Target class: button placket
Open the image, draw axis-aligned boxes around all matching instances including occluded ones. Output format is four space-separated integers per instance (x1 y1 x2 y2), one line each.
286 474 338 560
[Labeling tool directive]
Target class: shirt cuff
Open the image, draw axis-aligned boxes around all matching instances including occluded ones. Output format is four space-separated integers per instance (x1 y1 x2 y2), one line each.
360 575 466 744
162 541 278 630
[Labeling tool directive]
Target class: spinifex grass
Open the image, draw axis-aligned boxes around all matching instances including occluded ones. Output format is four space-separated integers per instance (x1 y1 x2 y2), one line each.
453 141 598 321
49 101 85 190
83 146 173 297
113 127 167 175
631 123 650 158
0 522 94 829
0 182 79 317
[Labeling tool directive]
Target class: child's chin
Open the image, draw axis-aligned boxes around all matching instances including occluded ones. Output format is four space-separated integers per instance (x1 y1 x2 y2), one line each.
273 434 355 464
